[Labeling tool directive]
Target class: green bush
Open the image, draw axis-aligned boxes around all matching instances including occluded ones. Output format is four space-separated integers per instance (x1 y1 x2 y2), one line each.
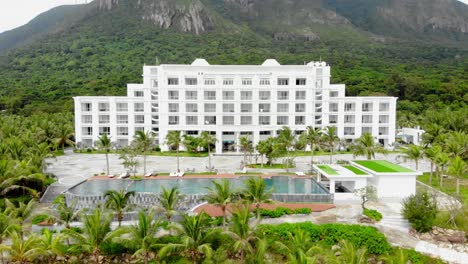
257 207 311 218
363 208 383 221
32 214 54 225
257 222 391 254
402 192 438 232
294 208 312 214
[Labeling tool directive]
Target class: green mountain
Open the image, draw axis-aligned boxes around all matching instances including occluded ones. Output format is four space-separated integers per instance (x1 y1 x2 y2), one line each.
0 0 466 114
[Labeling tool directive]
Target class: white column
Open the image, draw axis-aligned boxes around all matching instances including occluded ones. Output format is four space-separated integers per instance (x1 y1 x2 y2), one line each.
236 132 240 153
329 179 336 194
215 133 222 154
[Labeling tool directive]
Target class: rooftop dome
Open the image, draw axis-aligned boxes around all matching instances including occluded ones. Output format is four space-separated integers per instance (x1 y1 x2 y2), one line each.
261 59 281 66
191 58 210 66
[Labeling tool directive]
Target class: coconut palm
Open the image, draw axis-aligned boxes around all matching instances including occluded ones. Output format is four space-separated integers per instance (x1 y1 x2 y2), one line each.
104 189 135 227
0 231 43 264
38 229 67 263
96 133 112 176
322 126 339 164
401 145 424 170
62 207 115 263
52 123 74 151
166 130 182 171
448 156 467 195
243 177 273 220
134 130 155 176
159 212 218 264
352 133 387 160
336 240 368 264
421 124 445 147
199 131 217 171
239 136 252 167
444 131 468 160
256 140 269 168
4 199 36 239
53 195 81 229
205 179 236 228
274 229 323 264
435 152 450 187
304 126 323 166
424 145 442 185
120 210 163 264
278 127 296 171
0 173 46 198
156 186 182 222
0 212 20 263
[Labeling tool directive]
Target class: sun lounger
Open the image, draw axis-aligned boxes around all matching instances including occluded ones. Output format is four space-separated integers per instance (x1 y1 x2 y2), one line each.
178 171 185 177
169 172 178 177
118 172 130 179
144 172 152 177
107 174 116 178
295 171 306 176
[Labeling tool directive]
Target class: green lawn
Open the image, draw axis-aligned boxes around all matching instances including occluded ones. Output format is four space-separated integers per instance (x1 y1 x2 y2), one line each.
343 165 368 175
317 165 339 175
247 163 295 169
353 160 414 173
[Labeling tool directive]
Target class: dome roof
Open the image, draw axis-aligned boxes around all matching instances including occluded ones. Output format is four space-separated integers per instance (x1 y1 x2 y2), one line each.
261 59 281 66
191 58 210 66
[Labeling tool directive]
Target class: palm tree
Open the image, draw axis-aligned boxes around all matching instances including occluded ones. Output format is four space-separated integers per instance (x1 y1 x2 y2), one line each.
336 240 368 264
435 152 449 187
401 145 424 170
205 179 236 228
52 123 75 151
53 195 80 229
0 231 43 264
166 130 182 171
4 199 36 239
62 207 115 263
199 131 217 171
304 126 323 166
239 136 252 167
0 212 20 263
278 127 296 171
104 189 135 227
256 140 269 168
448 156 467 195
156 186 182 222
322 126 339 164
0 173 46 198
38 229 67 263
352 133 387 160
159 212 218 264
243 177 273 220
121 210 163 264
424 145 442 185
421 124 445 147
96 133 112 176
444 131 467 160
274 229 322 264
134 130 155 176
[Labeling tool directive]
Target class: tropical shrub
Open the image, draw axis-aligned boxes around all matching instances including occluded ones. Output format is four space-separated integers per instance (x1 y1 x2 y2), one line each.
402 192 438 232
363 208 383 221
294 208 312 214
31 214 53 225
256 207 311 218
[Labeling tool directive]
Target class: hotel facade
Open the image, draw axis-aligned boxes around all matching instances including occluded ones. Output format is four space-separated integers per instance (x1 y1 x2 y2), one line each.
74 59 397 153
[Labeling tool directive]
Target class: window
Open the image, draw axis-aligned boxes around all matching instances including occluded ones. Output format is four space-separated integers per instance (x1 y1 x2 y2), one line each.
316 68 323 76
117 115 128 124
82 127 93 136
223 116 234 125
330 91 339 97
82 115 92 124
241 104 252 113
117 139 129 147
315 115 322 125
168 103 179 113
277 103 289 112
222 91 234 100
98 103 109 112
168 78 179 85
134 91 144 97
329 115 337 124
151 91 158 100
223 104 234 113
99 115 110 124
168 91 179 100
223 79 234 85
134 103 144 112
242 79 252 85
344 115 355 123
241 116 252 125
223 131 235 135
379 103 389 111
259 79 270 85
260 131 271 135
241 91 252 100
362 103 373 112
315 103 323 113
169 116 179 125
295 116 305 125
204 79 216 85
204 116 216 125
295 103 305 112
296 78 306 85
344 127 355 136
82 103 92 112
117 127 128 136
204 91 216 100
296 91 306 100
259 116 270 125
316 79 322 89
277 91 289 100
379 127 388 135
152 80 158 88
116 103 128 111
379 115 389 124
204 103 216 113
99 127 110 136
362 127 372 134
186 116 198 125
152 115 158 125
185 78 197 85
186 103 198 112
186 131 198 135
259 91 270 100
344 103 355 112
259 103 270 113
362 115 372 124
277 116 289 125
327 103 338 113
135 127 144 133
135 115 145 124
278 78 289 85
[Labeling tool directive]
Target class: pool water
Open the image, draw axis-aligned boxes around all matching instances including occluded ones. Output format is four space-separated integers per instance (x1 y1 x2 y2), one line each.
68 176 329 196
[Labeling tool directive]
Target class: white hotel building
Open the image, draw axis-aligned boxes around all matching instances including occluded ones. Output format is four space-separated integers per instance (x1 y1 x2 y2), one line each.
74 59 397 153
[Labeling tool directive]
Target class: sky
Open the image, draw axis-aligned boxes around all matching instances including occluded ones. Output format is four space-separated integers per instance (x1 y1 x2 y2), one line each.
0 0 467 33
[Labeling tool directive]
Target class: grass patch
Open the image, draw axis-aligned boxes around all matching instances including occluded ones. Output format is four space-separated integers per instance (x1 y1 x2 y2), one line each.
417 173 468 204
285 150 352 156
353 160 414 173
234 172 263 175
363 208 383 221
247 163 295 169
317 165 338 175
343 165 367 175
184 172 218 175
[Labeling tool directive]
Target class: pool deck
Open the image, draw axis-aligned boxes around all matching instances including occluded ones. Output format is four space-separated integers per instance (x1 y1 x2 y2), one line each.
87 173 314 181
194 203 336 217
